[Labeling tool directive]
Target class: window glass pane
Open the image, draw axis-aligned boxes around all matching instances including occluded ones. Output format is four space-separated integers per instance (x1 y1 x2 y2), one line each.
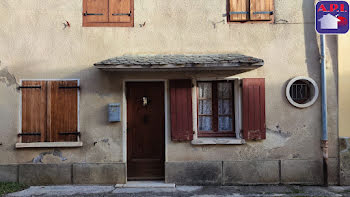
218 116 233 131
199 100 212 115
199 116 212 131
218 82 232 99
218 99 232 115
198 82 212 98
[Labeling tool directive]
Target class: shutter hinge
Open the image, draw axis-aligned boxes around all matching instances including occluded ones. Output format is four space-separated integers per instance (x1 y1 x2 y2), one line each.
59 86 80 89
18 132 41 136
58 132 81 136
17 86 41 90
253 11 274 15
112 11 132 16
83 11 103 16
229 11 250 15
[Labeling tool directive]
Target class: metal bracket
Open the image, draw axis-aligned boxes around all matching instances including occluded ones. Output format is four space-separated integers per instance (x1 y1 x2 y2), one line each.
59 86 80 89
58 132 81 136
17 86 41 90
229 11 249 15
83 11 103 16
18 133 41 136
253 11 273 15
112 11 131 16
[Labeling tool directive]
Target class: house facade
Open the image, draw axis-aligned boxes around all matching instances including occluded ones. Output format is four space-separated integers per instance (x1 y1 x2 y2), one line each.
0 0 340 185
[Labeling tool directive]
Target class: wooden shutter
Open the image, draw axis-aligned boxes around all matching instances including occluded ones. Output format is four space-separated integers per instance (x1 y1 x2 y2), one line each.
250 0 273 21
21 81 47 143
242 78 266 140
229 0 249 21
170 80 193 141
83 0 109 23
49 81 78 142
109 0 132 23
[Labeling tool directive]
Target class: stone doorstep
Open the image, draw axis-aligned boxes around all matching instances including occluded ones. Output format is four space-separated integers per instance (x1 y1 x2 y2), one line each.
115 181 175 188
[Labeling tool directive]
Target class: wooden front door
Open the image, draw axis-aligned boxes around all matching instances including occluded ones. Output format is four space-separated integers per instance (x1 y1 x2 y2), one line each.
127 82 165 180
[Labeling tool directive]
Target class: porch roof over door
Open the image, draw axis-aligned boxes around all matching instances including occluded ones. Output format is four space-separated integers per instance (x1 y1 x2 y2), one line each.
94 54 264 71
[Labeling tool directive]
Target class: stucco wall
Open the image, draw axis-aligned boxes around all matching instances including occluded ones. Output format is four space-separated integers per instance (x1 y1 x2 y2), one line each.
339 33 350 138
338 1 350 184
0 0 338 170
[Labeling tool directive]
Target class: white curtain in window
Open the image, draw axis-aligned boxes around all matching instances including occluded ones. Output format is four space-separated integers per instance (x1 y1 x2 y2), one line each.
219 116 232 131
218 82 232 131
199 116 212 131
199 83 212 98
198 82 212 131
218 82 232 99
199 100 212 115
218 99 232 115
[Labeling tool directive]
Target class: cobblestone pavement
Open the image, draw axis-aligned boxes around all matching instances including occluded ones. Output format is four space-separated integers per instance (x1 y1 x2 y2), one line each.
5 185 350 197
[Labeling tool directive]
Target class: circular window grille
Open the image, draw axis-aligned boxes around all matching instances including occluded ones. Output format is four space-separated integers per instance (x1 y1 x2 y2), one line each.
286 76 319 108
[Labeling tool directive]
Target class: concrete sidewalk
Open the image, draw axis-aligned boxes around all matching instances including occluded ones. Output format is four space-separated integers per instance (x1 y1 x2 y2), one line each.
5 185 350 197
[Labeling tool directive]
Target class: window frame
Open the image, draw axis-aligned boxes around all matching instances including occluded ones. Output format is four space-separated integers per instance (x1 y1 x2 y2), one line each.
18 79 81 145
196 80 236 138
82 0 134 27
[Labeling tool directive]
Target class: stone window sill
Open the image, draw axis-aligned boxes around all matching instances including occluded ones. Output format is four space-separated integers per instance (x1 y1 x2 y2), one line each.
191 138 245 145
15 142 83 149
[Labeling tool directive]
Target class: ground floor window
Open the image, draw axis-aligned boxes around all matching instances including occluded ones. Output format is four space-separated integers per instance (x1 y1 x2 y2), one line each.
19 80 79 143
197 81 235 137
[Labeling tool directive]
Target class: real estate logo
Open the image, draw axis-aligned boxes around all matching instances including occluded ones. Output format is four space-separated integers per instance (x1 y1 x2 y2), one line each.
316 1 349 34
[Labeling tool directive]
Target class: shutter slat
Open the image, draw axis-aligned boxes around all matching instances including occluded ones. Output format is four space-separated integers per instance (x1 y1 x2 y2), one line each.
242 78 266 140
50 81 78 142
109 0 132 23
21 81 47 143
84 0 109 23
250 0 273 21
229 0 249 21
170 80 193 141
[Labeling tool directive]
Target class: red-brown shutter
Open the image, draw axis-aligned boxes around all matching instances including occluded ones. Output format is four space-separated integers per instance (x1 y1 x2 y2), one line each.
109 0 133 23
229 0 249 21
49 81 78 142
250 0 274 21
83 0 109 24
170 80 193 141
21 81 47 143
242 78 266 140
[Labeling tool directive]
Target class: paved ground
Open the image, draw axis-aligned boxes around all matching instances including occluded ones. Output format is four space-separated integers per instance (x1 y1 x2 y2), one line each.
5 185 350 197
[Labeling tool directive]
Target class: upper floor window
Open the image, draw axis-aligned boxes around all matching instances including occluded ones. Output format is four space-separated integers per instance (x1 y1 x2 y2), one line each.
228 0 274 22
83 0 134 27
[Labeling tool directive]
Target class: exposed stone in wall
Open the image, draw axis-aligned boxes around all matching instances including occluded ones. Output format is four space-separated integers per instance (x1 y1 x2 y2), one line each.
0 66 17 87
340 137 350 185
32 150 67 164
264 125 292 149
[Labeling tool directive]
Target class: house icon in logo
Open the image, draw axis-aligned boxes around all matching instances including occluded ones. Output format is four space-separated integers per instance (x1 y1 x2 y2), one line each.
318 13 341 29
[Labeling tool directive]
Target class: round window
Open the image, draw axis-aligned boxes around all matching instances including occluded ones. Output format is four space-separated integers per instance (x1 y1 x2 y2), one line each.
286 76 319 108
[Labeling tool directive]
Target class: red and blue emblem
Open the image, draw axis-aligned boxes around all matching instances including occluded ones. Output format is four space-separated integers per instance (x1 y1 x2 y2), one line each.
316 1 349 34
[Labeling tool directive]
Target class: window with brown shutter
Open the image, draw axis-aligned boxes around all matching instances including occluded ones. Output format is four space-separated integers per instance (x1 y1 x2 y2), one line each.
228 0 274 22
83 0 134 27
20 80 79 143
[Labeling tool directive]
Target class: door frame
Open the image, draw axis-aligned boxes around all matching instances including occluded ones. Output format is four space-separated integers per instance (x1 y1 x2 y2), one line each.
122 79 169 182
